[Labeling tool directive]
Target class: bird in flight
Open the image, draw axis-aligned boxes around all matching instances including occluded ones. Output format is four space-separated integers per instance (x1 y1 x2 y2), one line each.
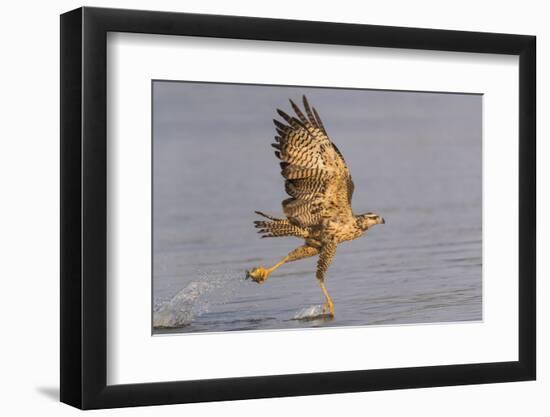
246 95 385 318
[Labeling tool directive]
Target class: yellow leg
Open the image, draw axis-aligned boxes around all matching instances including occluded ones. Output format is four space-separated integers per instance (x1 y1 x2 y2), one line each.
319 280 334 317
246 245 319 284
246 256 289 284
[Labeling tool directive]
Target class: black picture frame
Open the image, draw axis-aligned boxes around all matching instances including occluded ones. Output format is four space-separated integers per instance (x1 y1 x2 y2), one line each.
60 6 536 410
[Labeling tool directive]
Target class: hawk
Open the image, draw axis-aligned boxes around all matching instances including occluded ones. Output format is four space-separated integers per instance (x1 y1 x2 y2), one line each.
246 96 385 317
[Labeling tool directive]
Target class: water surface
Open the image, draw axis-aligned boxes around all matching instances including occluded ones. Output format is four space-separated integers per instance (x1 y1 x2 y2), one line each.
152 82 482 334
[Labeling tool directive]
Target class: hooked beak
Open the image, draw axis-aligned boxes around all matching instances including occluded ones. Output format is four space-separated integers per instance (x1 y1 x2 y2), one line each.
379 217 386 225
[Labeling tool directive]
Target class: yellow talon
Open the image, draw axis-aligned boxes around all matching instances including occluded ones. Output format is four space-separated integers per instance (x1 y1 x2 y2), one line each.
319 280 335 318
245 266 271 284
323 299 335 318
246 256 290 284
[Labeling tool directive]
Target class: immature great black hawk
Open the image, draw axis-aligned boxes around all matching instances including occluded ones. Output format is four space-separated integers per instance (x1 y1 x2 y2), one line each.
246 96 385 317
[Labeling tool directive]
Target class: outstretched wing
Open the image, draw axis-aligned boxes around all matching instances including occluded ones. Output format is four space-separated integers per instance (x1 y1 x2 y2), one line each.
272 96 355 228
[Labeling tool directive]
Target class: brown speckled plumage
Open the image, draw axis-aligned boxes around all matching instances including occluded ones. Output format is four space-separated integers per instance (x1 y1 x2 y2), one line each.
247 96 385 317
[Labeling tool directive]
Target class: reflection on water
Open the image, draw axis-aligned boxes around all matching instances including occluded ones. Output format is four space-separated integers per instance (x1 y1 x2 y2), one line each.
152 82 482 334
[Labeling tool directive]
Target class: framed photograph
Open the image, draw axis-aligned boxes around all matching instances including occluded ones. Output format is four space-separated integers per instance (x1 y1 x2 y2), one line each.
60 6 536 409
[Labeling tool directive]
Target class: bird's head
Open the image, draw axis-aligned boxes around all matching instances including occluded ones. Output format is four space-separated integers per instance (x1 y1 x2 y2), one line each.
356 212 385 231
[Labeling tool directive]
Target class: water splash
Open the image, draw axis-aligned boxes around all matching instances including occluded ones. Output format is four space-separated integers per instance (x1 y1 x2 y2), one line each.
292 304 331 321
153 270 240 329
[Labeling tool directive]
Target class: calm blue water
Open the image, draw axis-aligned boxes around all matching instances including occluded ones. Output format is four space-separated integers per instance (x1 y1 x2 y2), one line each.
152 82 482 334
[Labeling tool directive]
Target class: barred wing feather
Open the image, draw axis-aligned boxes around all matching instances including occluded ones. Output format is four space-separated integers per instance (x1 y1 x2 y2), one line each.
272 96 355 228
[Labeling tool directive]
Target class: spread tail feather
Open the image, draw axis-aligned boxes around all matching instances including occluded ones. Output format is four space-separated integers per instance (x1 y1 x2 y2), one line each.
254 210 282 221
253 212 308 238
